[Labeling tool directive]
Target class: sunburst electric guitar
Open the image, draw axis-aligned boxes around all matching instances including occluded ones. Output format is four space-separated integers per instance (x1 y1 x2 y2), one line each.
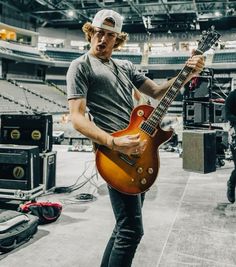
96 27 221 195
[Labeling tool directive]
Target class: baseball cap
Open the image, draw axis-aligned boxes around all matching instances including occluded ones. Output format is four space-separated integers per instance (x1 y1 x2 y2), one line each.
92 9 123 34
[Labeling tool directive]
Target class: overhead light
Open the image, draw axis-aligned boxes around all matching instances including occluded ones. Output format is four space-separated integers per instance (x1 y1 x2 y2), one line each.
67 10 74 17
41 21 47 27
36 0 47 5
142 16 148 28
196 23 200 30
214 11 222 17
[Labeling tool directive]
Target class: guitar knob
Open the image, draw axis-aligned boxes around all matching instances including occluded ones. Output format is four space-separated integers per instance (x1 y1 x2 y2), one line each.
137 167 143 174
148 168 153 174
137 109 144 116
140 178 147 185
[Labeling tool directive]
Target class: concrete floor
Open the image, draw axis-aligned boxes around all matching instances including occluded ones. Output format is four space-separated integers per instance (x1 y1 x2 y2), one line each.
0 144 236 267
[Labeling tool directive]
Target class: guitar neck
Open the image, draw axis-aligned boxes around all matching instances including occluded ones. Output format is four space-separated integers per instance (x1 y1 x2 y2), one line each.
146 49 203 128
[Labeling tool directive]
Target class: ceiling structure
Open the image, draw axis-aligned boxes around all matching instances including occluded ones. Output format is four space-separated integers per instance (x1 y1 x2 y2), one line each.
2 0 236 33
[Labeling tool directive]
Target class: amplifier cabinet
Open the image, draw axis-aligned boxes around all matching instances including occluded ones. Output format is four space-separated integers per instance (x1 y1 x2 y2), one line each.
207 102 226 123
39 151 56 191
0 114 53 153
185 101 208 124
184 101 226 125
182 130 216 173
0 144 40 190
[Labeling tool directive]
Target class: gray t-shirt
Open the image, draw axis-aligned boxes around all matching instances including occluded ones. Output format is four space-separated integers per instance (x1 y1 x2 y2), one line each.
66 52 148 133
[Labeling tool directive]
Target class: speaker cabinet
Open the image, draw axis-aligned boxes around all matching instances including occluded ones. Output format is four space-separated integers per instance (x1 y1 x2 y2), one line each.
184 101 226 125
185 101 208 124
206 103 226 123
0 114 53 153
39 151 56 191
182 130 216 173
0 144 40 190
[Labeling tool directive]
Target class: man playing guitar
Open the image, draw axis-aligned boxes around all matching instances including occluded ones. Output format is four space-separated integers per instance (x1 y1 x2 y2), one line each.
67 9 205 267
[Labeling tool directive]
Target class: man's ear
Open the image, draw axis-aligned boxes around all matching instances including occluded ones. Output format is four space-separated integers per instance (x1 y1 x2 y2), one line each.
114 39 120 48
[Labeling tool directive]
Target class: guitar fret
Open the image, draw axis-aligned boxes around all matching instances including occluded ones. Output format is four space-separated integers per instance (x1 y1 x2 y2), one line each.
161 100 169 109
181 70 188 76
157 106 166 114
148 118 157 127
175 79 182 86
140 121 156 136
163 101 169 107
178 74 186 82
149 114 160 126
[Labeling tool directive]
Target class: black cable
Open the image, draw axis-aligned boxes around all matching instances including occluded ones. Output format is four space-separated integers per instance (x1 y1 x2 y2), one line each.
54 159 96 193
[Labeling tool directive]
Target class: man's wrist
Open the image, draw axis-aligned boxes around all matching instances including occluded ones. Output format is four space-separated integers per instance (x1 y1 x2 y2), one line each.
111 137 117 150
106 135 114 150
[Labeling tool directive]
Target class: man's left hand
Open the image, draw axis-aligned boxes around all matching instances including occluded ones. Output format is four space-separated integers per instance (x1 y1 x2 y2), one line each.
186 54 205 77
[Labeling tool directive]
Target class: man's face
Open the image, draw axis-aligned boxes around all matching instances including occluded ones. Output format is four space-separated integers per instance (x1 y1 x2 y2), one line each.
90 25 118 60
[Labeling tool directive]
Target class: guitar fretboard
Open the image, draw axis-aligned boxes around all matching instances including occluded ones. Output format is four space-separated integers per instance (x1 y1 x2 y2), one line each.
140 50 203 135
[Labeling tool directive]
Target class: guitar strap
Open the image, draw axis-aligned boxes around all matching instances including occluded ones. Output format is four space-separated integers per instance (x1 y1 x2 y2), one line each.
105 58 150 105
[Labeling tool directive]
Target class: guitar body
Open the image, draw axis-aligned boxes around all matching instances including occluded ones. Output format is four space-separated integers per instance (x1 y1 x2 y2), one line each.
96 105 173 195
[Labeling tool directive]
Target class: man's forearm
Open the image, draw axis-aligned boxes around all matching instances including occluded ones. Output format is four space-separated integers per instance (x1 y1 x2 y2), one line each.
70 114 113 149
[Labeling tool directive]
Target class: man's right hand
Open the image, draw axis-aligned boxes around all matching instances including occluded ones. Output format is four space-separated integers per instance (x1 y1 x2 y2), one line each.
111 133 147 156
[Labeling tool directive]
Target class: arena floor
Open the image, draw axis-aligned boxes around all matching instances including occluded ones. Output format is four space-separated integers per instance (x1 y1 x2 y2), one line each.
0 145 236 267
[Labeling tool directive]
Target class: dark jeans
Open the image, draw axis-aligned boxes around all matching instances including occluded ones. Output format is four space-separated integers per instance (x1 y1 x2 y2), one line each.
100 186 145 267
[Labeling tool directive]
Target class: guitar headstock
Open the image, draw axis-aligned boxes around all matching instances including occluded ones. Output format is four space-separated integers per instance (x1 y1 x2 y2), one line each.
197 26 221 53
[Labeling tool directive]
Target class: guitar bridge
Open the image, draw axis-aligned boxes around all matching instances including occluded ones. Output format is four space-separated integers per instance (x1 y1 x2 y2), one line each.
119 153 136 166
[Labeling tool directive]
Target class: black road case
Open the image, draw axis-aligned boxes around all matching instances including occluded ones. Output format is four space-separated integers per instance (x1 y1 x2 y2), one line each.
0 113 53 153
39 151 57 191
0 144 40 190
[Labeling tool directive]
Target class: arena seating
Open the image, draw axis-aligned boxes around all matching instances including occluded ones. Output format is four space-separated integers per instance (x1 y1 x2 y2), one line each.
44 50 84 62
0 40 46 61
148 56 188 65
11 50 43 59
0 93 29 114
0 79 68 114
44 49 142 65
213 51 236 63
112 53 142 64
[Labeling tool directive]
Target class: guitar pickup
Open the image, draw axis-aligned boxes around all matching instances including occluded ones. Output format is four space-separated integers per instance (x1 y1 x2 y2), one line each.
119 153 136 166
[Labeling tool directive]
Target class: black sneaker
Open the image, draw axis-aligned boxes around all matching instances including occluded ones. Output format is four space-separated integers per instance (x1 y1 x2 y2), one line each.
227 181 235 203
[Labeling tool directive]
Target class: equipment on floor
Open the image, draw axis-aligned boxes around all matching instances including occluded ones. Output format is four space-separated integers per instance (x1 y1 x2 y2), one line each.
183 69 228 128
0 210 38 253
53 131 64 144
0 113 53 153
0 144 44 201
0 144 40 190
0 114 57 194
39 151 57 191
20 201 62 225
182 130 216 173
0 185 44 201
184 100 226 125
